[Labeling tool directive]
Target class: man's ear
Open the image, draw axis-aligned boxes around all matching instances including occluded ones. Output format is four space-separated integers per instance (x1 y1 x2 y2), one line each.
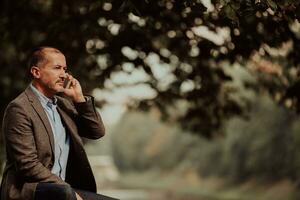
31 66 40 79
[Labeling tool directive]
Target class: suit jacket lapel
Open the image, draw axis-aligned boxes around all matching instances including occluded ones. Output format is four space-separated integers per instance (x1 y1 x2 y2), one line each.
57 106 83 146
24 86 55 156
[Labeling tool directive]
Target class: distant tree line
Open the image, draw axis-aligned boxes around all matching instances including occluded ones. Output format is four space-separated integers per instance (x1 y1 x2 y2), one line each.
111 94 300 183
0 0 300 140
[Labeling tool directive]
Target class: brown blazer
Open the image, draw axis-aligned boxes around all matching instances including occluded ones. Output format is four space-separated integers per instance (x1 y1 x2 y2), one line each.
0 86 105 200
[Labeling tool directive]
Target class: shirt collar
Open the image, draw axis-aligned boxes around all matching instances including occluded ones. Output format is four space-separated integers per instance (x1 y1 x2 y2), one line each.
30 83 57 108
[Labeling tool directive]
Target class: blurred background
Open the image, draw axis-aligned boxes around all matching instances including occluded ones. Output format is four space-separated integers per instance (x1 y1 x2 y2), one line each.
1 0 300 199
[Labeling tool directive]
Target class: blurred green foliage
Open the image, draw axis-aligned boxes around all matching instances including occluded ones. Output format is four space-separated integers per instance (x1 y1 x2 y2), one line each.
1 0 300 139
111 93 300 183
1 0 300 175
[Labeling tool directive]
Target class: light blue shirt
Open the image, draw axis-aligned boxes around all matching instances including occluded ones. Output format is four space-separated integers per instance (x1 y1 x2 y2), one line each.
30 84 70 181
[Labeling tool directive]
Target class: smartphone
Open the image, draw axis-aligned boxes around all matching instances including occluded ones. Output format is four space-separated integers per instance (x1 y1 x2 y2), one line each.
63 79 71 89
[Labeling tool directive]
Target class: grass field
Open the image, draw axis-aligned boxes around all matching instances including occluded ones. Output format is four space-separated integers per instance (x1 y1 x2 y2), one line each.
114 170 298 200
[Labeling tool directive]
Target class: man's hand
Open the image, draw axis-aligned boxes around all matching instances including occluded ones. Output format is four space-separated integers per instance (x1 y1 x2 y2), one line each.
75 192 83 200
63 74 85 103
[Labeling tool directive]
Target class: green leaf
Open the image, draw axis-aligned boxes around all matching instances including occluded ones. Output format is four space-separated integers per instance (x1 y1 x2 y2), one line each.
266 0 278 10
223 4 239 21
220 0 231 6
230 1 241 10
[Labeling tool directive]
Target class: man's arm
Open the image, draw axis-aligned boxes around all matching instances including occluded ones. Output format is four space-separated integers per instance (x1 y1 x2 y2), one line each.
62 74 105 139
74 96 105 139
3 103 68 185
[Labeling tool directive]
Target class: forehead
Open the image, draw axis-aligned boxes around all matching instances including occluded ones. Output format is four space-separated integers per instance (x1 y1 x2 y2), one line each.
43 51 66 66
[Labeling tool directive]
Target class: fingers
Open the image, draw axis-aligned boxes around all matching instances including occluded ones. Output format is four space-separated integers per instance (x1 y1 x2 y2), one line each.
63 73 84 101
75 192 83 200
65 73 78 88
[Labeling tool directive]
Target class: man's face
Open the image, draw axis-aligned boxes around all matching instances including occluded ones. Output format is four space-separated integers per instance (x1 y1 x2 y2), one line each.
36 52 67 94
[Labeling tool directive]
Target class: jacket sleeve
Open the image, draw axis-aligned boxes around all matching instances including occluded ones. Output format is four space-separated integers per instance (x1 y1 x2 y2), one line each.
73 96 106 139
3 102 69 185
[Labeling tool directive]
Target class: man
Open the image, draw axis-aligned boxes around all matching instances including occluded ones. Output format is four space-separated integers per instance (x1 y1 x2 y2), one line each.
0 47 117 200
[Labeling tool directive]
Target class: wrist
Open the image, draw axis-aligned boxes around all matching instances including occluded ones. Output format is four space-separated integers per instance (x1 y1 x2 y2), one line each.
73 95 85 103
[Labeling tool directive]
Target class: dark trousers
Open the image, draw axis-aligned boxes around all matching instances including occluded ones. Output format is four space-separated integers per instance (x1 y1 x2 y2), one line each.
34 183 119 200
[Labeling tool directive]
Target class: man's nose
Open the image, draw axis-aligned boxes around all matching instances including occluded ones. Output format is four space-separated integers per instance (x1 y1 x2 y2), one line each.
59 70 67 79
